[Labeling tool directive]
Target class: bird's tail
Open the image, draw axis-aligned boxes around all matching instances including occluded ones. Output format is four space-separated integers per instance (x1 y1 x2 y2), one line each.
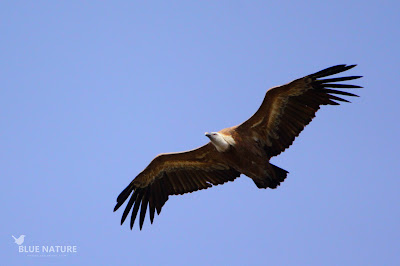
252 164 289 189
12 235 17 241
270 164 289 187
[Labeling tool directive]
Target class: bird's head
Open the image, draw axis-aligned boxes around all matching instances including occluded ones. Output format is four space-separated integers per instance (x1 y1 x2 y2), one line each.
205 132 230 152
205 132 218 138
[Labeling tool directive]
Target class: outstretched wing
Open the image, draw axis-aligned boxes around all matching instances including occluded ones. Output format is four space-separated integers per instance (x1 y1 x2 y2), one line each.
114 143 240 230
237 64 362 157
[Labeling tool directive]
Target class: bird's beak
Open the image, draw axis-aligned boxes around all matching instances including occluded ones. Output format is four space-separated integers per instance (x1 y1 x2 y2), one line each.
205 132 210 138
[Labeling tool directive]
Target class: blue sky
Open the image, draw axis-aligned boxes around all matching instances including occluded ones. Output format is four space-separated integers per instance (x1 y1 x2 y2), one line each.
2 1 399 265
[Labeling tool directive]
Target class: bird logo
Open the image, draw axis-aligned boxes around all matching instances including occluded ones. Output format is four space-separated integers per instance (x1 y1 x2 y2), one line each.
12 235 25 245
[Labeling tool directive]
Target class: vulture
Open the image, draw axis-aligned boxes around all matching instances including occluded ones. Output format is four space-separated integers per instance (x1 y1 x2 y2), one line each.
114 64 361 230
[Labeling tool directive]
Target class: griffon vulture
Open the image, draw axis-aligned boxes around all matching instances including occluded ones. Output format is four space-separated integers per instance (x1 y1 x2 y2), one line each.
114 64 361 230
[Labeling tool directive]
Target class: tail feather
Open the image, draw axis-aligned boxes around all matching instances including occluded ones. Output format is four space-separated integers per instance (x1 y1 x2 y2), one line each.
252 164 289 189
271 164 289 184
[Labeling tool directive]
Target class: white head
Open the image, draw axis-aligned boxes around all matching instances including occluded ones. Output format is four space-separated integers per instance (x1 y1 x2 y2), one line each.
205 132 230 152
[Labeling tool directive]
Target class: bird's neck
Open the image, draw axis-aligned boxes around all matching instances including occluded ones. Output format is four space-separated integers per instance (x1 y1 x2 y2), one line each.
210 135 230 152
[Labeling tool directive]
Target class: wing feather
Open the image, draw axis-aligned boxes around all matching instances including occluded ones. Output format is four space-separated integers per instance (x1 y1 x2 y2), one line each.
139 189 150 230
148 192 156 224
130 189 143 229
237 64 361 157
120 189 138 225
114 143 241 230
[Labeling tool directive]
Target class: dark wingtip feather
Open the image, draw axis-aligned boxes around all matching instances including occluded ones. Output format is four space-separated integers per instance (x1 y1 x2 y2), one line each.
321 89 359 97
116 182 134 202
310 64 357 79
114 202 123 212
328 94 350 103
130 190 144 230
120 189 140 225
324 84 363 89
114 182 135 212
148 185 156 224
315 75 362 84
149 200 155 224
139 189 150 230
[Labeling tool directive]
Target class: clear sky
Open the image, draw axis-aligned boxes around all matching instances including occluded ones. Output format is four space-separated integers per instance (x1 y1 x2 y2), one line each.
2 1 400 265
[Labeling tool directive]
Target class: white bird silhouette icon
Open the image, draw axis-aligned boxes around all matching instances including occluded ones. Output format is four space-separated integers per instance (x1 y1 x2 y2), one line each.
12 235 25 245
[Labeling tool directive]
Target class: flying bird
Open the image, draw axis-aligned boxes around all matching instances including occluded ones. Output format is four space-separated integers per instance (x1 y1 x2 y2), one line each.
114 64 361 230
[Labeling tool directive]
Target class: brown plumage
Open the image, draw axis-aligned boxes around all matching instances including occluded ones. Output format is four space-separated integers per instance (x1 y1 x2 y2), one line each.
114 64 362 230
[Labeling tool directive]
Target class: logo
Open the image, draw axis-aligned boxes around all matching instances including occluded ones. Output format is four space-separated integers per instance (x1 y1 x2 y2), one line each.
12 235 25 245
12 234 78 257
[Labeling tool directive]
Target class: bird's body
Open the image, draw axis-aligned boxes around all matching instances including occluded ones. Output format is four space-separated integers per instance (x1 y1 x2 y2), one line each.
12 235 25 245
114 64 362 230
207 129 287 189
